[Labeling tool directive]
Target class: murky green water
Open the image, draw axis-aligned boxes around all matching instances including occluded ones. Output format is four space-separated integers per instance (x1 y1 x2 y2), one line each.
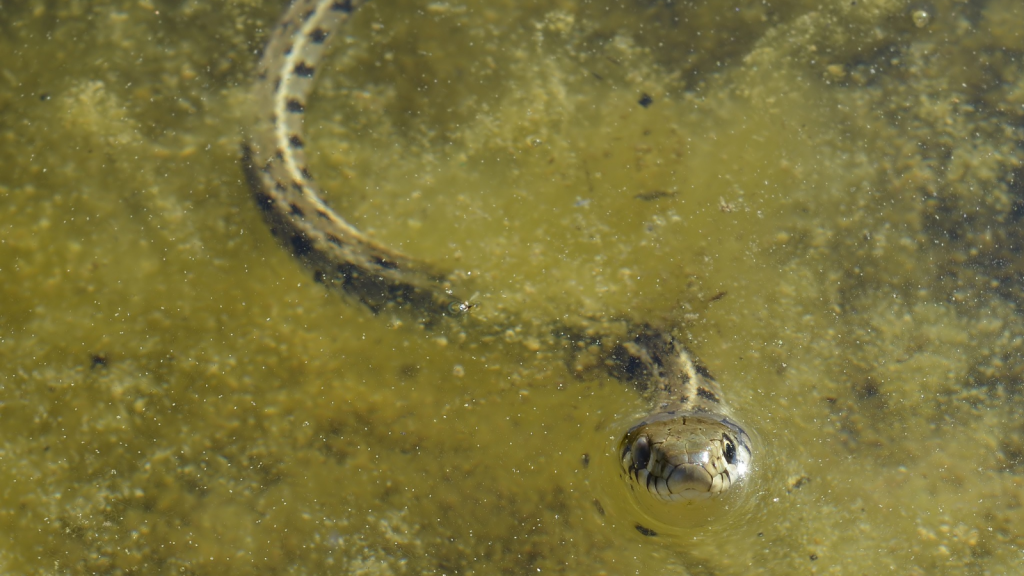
3 0 1024 573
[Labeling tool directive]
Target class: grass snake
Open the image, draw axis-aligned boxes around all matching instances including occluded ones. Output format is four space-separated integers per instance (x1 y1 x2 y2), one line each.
241 0 753 504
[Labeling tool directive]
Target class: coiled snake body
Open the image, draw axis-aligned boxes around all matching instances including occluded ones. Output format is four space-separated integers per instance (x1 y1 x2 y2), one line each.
242 0 753 503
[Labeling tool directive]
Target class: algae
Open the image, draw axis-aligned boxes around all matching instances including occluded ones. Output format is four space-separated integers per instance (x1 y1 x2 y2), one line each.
2 0 1024 574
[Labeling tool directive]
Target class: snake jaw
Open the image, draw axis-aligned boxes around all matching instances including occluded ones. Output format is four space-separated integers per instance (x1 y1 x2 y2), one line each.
620 412 752 502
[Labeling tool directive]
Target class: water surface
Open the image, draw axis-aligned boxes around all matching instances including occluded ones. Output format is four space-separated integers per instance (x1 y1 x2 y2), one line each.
2 0 1024 573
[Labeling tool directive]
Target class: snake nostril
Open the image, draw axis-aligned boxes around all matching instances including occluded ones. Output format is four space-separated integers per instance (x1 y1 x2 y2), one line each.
632 436 651 470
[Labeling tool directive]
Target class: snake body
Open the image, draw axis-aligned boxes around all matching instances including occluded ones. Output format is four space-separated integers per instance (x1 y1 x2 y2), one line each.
243 0 753 503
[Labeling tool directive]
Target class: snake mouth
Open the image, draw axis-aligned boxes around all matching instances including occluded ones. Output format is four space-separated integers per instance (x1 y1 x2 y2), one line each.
619 412 752 501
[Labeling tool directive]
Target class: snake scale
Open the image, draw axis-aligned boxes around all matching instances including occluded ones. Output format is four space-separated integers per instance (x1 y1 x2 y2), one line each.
241 0 753 504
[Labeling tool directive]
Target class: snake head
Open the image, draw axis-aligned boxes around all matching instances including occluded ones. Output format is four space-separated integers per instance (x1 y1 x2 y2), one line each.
619 412 752 501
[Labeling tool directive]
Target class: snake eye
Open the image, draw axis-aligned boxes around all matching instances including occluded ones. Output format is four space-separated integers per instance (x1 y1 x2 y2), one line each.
631 436 651 470
723 436 737 465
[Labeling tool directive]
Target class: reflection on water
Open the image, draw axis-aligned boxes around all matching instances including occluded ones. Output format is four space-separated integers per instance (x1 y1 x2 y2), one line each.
2 0 1024 573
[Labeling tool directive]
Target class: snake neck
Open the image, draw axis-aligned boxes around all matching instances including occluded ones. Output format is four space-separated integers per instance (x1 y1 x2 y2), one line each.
561 320 731 417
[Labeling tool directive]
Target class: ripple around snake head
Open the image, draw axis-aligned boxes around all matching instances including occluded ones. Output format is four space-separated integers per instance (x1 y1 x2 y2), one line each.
619 412 753 503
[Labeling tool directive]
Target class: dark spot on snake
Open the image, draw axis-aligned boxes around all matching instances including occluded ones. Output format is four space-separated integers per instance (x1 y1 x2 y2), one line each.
286 99 305 113
283 43 294 57
275 149 285 161
632 436 651 470
638 93 653 108
253 192 275 212
373 256 399 271
694 361 714 379
40 93 50 102
313 270 326 284
309 28 329 43
635 524 657 537
291 233 313 257
300 166 313 180
809 554 818 561
289 134 305 149
90 353 108 368
592 499 606 516
696 386 720 403
292 181 304 193
679 369 691 387
332 0 354 12
609 344 650 383
326 234 345 247
724 437 737 464
273 78 281 93
274 181 287 193
293 61 315 78
289 203 305 218
316 210 330 220
581 453 590 468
